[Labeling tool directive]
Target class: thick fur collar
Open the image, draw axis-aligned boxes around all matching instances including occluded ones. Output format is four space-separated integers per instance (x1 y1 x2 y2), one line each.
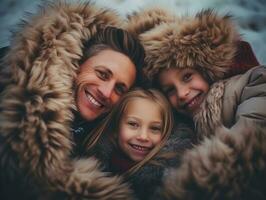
0 2 132 199
127 8 239 81
193 81 225 140
159 124 266 200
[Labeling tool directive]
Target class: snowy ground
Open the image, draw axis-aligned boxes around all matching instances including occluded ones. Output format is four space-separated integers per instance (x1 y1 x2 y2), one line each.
1 0 266 63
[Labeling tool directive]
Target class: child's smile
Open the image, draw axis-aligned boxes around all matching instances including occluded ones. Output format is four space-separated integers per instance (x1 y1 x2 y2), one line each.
159 67 209 117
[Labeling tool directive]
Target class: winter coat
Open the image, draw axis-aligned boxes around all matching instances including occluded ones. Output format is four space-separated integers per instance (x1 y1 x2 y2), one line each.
90 120 195 200
160 66 266 200
0 2 133 199
194 65 266 139
126 7 266 200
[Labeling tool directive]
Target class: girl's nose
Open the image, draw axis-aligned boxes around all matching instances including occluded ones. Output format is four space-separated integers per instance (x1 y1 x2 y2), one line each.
178 85 190 100
137 129 149 141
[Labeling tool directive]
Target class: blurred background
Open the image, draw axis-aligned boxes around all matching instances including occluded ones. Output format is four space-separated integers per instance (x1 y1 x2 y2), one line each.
0 0 266 63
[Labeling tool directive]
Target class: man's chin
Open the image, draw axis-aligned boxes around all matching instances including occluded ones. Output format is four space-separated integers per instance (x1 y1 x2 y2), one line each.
80 111 102 122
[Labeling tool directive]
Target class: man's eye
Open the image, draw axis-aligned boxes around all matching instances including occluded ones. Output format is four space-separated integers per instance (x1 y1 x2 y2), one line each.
115 85 126 96
96 70 109 80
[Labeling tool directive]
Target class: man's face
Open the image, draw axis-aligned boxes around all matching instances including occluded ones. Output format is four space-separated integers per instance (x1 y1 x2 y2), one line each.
76 49 136 121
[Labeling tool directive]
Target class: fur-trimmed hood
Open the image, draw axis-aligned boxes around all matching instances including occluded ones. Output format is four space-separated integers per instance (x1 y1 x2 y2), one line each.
0 2 133 199
126 8 239 82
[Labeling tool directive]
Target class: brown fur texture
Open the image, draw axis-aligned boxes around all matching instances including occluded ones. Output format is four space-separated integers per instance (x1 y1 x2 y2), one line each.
126 7 266 200
193 81 225 140
125 7 176 37
0 1 132 199
160 124 266 200
126 8 239 82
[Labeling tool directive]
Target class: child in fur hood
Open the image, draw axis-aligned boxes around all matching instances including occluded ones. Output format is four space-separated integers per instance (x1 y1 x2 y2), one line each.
126 7 266 199
83 88 194 200
127 7 264 139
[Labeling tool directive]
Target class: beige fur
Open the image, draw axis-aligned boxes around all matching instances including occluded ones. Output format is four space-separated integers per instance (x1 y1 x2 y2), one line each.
127 8 239 82
161 124 266 200
193 81 225 140
0 1 132 199
125 7 176 37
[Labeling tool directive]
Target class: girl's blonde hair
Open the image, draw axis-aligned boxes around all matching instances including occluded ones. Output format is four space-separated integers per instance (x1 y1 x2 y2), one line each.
84 88 173 176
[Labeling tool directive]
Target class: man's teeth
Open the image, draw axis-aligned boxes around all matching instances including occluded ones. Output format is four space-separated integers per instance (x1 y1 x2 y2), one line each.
131 144 150 152
85 92 102 107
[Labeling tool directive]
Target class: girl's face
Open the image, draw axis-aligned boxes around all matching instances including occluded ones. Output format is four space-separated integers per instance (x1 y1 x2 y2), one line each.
158 67 209 117
76 49 136 121
118 98 163 162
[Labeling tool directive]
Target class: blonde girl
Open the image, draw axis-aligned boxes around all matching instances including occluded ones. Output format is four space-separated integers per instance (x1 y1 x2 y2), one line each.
84 88 173 175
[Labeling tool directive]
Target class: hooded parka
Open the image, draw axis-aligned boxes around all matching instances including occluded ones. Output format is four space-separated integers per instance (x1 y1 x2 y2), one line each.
126 7 266 199
0 2 134 199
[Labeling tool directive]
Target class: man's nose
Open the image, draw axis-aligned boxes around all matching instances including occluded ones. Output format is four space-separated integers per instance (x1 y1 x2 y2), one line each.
98 81 115 99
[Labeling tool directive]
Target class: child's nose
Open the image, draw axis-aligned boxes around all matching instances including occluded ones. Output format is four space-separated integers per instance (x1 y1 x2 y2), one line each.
137 129 149 141
178 86 190 100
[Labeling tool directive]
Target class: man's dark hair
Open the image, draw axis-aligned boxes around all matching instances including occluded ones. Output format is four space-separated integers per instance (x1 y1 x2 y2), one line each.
81 26 145 86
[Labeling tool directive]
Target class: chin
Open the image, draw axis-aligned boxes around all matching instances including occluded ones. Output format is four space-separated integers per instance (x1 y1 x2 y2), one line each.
80 110 100 121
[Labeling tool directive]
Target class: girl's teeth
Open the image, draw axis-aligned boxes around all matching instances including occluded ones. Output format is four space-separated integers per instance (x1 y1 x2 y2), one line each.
131 144 149 152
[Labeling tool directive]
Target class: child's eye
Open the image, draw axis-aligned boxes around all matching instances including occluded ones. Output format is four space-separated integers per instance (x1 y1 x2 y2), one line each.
128 121 139 129
183 73 192 82
163 86 175 97
150 126 162 134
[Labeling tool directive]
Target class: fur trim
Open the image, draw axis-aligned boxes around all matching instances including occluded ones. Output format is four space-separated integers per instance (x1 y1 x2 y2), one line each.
125 7 176 37
127 8 239 81
161 124 266 200
193 81 225 139
0 1 133 199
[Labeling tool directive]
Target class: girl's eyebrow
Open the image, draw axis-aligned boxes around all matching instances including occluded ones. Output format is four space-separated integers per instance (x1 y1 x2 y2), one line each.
151 121 162 125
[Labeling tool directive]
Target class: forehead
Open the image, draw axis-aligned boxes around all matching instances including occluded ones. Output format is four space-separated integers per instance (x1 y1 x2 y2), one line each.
158 67 198 85
124 98 162 121
81 49 137 88
158 68 182 85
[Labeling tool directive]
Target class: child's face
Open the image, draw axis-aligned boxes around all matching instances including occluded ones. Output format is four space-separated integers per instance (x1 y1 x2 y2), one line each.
158 67 209 117
118 98 163 162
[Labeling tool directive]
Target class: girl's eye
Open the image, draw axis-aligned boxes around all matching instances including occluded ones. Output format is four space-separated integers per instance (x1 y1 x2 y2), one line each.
163 86 175 97
150 126 162 134
183 73 192 82
96 70 109 80
128 121 139 129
